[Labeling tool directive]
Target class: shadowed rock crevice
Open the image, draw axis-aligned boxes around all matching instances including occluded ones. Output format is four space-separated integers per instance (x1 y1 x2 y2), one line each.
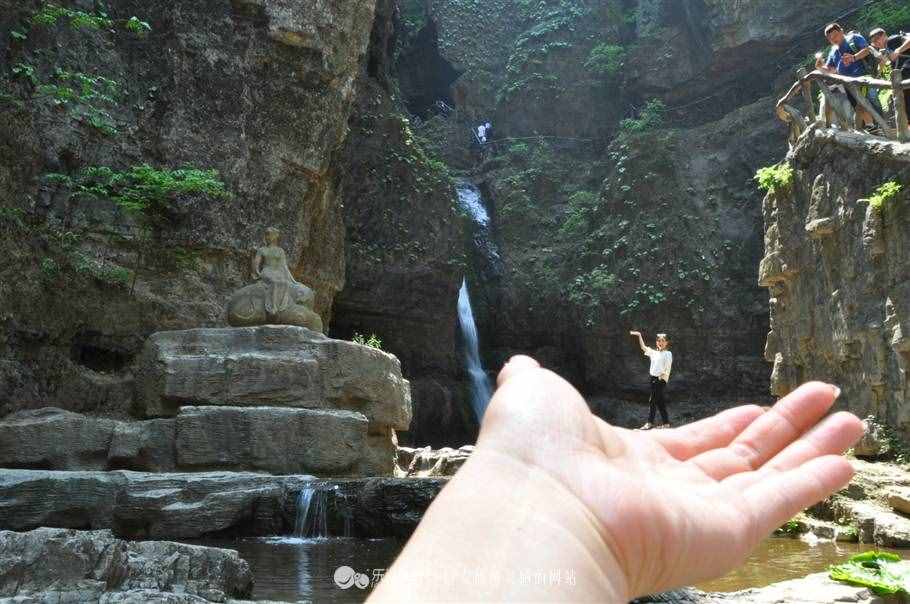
396 15 462 118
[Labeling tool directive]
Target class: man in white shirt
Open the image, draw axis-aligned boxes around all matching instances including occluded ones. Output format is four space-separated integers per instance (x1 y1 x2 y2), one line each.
630 330 673 429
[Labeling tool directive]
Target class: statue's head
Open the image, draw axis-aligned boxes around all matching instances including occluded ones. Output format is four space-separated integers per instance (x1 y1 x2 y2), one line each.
264 227 280 245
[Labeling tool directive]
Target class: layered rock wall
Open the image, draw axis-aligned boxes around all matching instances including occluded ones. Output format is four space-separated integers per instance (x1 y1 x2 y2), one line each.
0 0 376 414
761 129 910 432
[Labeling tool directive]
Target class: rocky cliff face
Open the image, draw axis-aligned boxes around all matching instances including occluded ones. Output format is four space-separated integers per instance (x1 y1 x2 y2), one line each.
393 0 857 402
761 129 910 432
0 0 375 415
332 0 475 447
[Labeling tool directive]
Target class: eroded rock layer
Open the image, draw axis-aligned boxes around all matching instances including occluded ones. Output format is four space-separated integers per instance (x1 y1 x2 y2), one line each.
761 130 910 432
0 470 446 540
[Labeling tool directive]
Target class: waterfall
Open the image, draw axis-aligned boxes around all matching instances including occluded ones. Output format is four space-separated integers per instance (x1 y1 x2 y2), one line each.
294 485 330 539
293 484 352 540
458 280 493 420
455 180 497 422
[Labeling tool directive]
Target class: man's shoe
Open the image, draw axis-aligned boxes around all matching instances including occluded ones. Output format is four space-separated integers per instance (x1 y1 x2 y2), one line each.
639 423 653 431
659 423 671 429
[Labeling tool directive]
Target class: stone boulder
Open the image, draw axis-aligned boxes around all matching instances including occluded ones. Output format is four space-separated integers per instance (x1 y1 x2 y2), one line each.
0 408 175 472
137 326 411 433
0 528 252 602
175 406 387 476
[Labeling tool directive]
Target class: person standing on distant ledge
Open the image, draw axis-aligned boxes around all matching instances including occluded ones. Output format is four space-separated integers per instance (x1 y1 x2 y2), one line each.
630 330 673 430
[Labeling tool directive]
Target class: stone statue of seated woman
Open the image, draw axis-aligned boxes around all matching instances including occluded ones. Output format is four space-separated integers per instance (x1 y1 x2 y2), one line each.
226 227 324 332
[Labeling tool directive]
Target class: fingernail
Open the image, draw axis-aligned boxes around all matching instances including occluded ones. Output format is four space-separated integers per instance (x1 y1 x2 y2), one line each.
830 384 842 399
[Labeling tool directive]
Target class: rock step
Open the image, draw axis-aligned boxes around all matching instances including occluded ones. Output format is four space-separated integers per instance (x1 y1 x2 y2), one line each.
832 498 910 548
137 326 412 431
0 527 252 602
0 406 393 476
0 469 446 540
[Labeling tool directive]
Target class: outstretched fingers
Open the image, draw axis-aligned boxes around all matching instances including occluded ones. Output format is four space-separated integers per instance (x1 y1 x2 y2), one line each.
648 405 766 460
723 411 864 490
738 455 856 541
686 382 841 481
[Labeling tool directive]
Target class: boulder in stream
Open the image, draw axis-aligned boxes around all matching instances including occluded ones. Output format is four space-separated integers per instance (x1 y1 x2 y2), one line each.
0 527 252 602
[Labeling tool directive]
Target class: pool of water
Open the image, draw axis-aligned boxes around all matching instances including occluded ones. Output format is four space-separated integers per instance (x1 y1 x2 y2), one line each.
198 537 403 603
202 535 906 601
696 537 907 593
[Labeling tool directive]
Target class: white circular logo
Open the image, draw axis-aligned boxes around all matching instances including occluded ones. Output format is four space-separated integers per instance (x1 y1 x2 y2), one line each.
334 566 357 589
334 566 370 590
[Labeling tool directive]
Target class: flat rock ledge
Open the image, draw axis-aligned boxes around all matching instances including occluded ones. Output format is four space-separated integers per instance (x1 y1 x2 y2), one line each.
0 470 447 540
0 527 252 603
636 572 893 603
0 403 391 477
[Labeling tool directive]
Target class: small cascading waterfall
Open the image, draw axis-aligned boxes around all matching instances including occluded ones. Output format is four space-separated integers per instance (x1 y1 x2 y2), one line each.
455 179 497 422
458 280 494 420
294 485 331 539
294 484 353 540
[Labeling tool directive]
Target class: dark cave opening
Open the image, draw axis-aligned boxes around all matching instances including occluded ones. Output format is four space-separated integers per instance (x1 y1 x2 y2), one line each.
395 19 461 118
71 333 133 374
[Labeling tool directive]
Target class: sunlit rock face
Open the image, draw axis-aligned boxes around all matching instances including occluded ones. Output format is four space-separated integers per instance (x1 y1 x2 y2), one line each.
760 130 910 434
0 0 376 414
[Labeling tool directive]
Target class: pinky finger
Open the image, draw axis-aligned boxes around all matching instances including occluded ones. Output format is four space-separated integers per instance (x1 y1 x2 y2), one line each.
740 455 855 540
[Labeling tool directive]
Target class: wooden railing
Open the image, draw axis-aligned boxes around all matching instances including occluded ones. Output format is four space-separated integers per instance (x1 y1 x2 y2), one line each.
776 67 909 143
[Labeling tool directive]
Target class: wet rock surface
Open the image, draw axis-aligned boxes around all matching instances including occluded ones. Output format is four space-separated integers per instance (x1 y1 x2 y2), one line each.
396 445 473 477
0 528 252 602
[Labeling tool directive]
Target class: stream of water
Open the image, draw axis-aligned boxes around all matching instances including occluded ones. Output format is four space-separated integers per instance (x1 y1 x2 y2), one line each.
192 536 906 602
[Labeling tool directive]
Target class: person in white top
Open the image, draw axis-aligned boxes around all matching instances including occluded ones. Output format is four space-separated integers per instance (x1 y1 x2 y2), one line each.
630 330 673 430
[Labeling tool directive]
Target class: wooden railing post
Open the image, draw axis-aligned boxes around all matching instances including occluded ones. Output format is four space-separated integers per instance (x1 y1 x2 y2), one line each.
845 82 893 135
796 68 817 122
893 68 909 142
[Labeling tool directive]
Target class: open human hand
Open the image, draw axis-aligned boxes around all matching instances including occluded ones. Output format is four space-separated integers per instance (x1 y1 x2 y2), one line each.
371 356 864 602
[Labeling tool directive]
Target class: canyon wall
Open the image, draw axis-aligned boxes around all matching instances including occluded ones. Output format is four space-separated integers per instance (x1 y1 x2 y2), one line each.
395 0 864 401
761 129 910 432
0 0 376 415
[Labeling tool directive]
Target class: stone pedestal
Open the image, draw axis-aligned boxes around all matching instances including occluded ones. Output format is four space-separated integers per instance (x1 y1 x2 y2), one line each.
135 325 411 476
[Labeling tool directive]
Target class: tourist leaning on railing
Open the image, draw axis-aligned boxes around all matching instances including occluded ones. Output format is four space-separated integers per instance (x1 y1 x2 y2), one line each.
871 28 910 118
816 23 883 131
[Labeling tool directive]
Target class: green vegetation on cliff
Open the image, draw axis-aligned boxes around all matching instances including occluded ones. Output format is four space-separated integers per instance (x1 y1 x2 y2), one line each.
755 163 794 193
46 166 232 215
869 181 903 212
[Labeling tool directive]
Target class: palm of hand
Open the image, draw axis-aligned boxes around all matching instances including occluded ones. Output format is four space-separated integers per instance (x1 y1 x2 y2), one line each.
479 357 863 599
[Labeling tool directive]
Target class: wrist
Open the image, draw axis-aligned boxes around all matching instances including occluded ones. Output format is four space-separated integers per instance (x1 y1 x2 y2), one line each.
372 449 630 603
